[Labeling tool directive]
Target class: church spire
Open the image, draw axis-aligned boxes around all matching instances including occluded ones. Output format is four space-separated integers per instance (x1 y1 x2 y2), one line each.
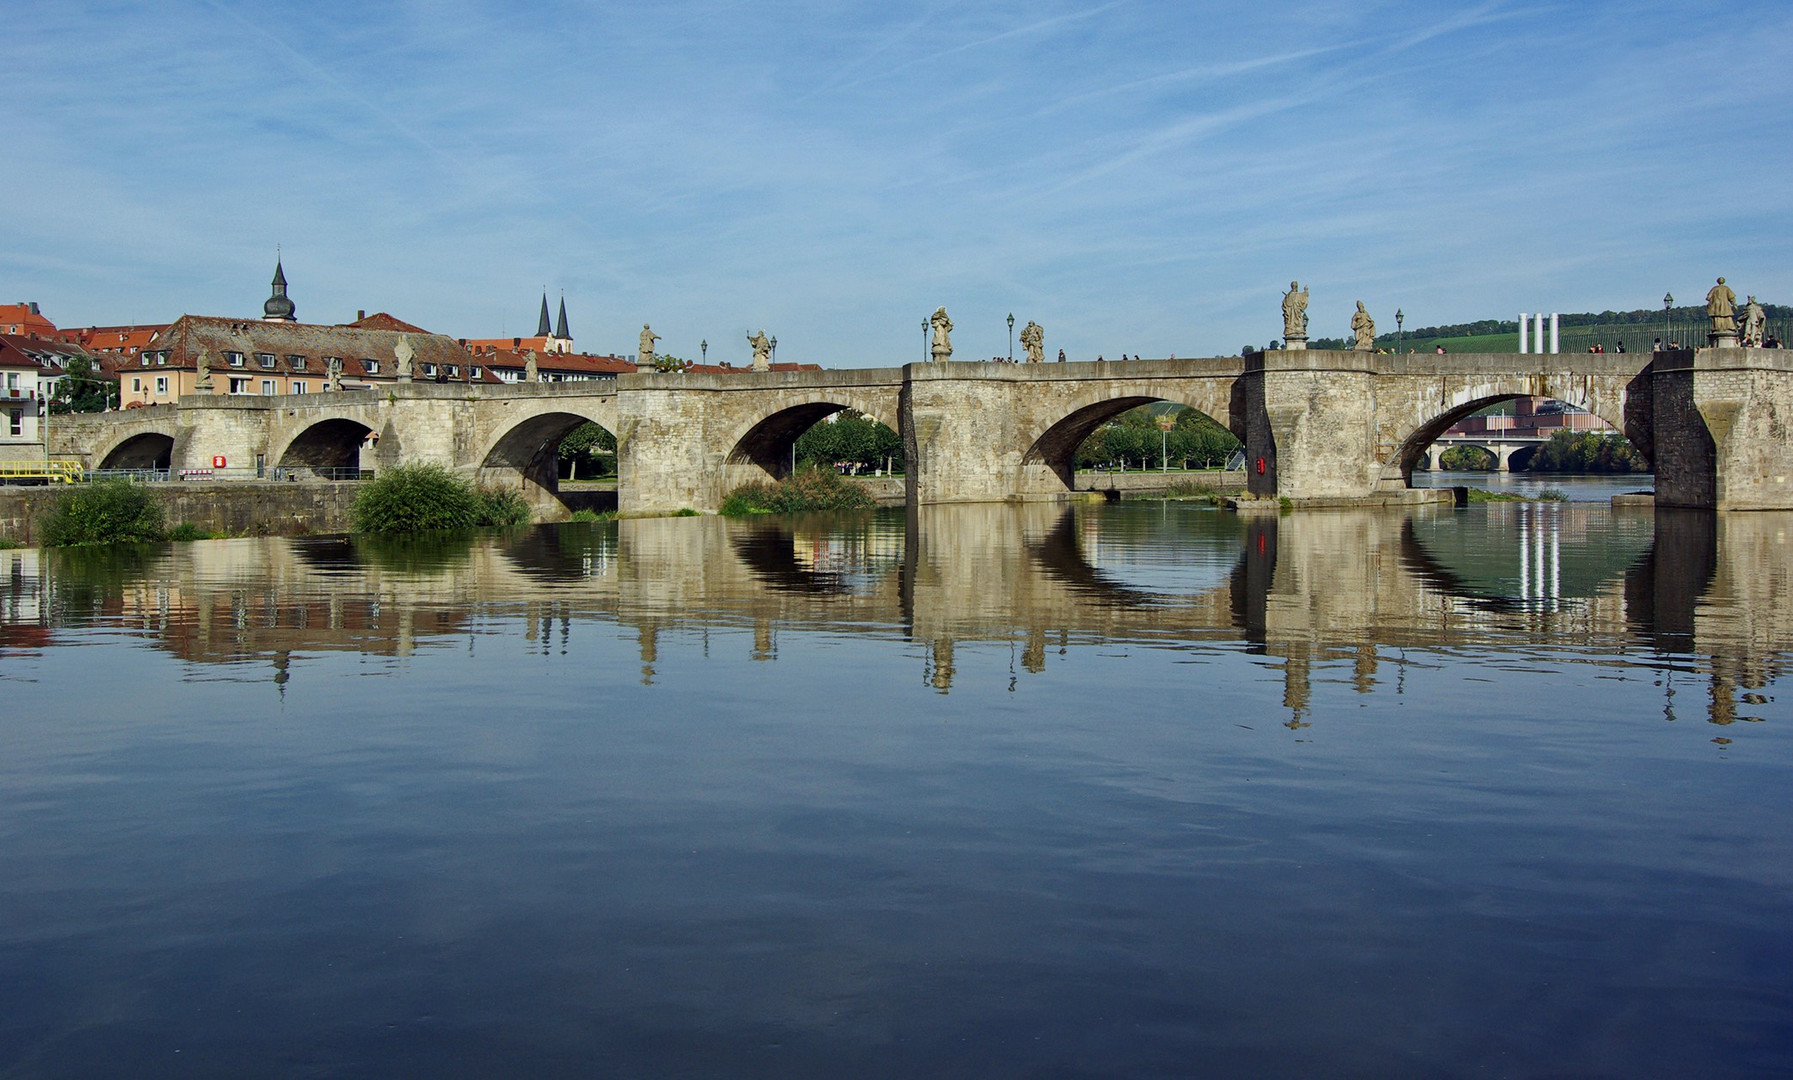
555 296 570 340
536 293 553 338
263 257 296 322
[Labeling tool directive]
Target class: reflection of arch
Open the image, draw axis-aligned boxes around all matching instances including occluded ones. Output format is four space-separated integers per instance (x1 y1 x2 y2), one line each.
277 418 374 472
724 401 900 479
730 521 858 595
477 410 615 495
99 431 174 470
1021 391 1238 488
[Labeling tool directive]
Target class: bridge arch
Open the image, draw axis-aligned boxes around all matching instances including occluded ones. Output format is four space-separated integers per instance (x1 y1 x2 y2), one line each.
1379 378 1645 488
96 429 176 471
475 408 618 504
721 392 903 486
1019 381 1239 491
275 417 377 476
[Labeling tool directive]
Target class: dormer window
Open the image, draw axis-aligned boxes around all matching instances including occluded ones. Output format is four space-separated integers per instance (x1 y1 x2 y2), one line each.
422 363 437 377
155 352 167 365
363 359 379 375
257 353 276 369
226 351 245 367
470 366 481 379
141 355 151 367
446 365 459 377
286 355 306 371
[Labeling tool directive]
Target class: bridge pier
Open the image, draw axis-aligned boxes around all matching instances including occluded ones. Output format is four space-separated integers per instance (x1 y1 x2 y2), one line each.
1654 348 1793 510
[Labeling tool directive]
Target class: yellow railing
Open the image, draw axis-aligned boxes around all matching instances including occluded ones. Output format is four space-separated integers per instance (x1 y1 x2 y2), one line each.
0 461 83 484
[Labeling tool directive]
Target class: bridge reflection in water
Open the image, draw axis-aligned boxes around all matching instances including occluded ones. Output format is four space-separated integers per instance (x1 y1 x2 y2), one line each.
5 503 1786 730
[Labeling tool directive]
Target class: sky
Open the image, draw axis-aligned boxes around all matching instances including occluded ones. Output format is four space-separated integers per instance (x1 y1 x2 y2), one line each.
6 0 1790 366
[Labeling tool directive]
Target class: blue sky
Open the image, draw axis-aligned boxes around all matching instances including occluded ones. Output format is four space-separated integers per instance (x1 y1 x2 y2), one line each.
6 0 1789 366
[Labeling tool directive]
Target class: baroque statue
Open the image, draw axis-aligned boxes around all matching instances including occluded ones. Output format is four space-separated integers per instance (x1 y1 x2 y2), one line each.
394 334 415 382
929 307 953 362
639 324 661 365
1707 277 1737 341
194 347 213 391
1742 295 1767 347
1019 320 1044 363
524 350 540 382
1282 282 1309 343
747 330 772 371
326 356 342 391
1351 301 1376 351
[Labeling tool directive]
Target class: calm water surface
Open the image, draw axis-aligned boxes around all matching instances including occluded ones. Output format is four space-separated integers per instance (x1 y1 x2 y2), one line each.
1 501 1789 1078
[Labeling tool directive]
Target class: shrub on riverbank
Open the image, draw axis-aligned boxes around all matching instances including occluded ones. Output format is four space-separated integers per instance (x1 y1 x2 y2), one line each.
351 464 534 532
40 479 166 546
720 466 875 516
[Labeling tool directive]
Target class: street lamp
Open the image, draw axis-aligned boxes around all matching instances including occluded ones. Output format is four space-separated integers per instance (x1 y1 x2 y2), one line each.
770 336 777 364
700 339 707 364
1396 309 1404 352
923 317 930 363
1663 292 1674 349
1007 312 1015 362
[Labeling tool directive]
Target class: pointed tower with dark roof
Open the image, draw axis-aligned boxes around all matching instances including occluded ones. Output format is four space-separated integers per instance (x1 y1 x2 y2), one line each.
263 259 297 322
536 293 553 338
545 294 573 354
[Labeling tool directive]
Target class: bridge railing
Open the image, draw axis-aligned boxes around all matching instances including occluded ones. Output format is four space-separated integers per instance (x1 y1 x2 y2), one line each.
0 461 83 485
87 468 172 483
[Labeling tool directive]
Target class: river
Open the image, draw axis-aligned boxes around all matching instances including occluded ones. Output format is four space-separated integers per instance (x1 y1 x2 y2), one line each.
0 500 1788 1078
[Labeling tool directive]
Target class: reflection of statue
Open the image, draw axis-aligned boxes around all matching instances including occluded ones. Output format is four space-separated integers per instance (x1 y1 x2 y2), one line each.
1742 295 1766 347
638 324 661 365
747 330 772 371
1282 281 1309 344
1019 320 1044 363
524 350 539 382
395 334 415 382
326 356 342 391
929 307 953 362
194 348 214 391
1351 301 1376 351
1707 277 1737 340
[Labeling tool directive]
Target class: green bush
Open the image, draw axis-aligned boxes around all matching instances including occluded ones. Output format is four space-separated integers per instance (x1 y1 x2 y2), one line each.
40 479 165 546
720 465 875 516
0 537 20 550
567 508 614 523
350 463 481 533
474 487 533 527
167 522 222 542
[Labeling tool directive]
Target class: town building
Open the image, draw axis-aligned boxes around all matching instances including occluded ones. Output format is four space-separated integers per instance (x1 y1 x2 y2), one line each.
465 294 576 356
0 336 75 460
0 303 57 337
121 263 480 406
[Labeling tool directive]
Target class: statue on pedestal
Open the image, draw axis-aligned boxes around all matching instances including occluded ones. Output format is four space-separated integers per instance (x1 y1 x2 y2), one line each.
929 307 953 362
638 324 661 366
1707 277 1738 344
1351 301 1376 351
524 350 540 382
1282 282 1309 348
1742 295 1767 347
1020 320 1044 363
326 356 342 391
747 330 772 371
395 334 415 382
194 348 214 392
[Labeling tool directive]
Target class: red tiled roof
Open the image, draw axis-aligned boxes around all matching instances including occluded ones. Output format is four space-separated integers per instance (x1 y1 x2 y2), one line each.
143 315 474 377
468 346 636 377
0 334 97 372
0 304 56 337
680 362 823 375
59 324 169 356
345 312 430 334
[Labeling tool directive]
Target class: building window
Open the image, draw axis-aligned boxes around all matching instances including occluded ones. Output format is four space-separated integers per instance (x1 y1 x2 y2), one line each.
291 380 308 394
155 352 167 365
363 360 379 375
5 373 17 391
132 377 142 392
229 377 250 394
470 366 481 379
226 352 245 367
287 355 307 371
446 365 459 377
257 353 276 369
141 355 151 367
8 411 20 437
261 379 277 396
155 376 168 395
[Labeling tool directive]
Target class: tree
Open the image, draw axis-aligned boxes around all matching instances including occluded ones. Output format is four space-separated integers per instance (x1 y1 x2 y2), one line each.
50 355 118 414
1439 446 1496 471
795 410 903 473
558 423 616 479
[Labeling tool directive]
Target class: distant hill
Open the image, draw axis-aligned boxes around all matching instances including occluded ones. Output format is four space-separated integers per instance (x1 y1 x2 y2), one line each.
1303 302 1790 353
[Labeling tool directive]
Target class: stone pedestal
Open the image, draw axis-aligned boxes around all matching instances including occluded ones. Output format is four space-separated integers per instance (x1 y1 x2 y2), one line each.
1283 335 1307 351
1709 332 1738 349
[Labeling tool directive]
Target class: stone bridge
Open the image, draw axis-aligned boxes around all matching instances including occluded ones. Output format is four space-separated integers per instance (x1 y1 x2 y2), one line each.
49 348 1793 511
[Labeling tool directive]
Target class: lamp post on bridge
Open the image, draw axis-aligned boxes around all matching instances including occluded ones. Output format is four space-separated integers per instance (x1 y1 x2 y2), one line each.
923 318 929 363
1007 312 1015 362
770 336 777 364
700 339 707 364
1396 309 1404 353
